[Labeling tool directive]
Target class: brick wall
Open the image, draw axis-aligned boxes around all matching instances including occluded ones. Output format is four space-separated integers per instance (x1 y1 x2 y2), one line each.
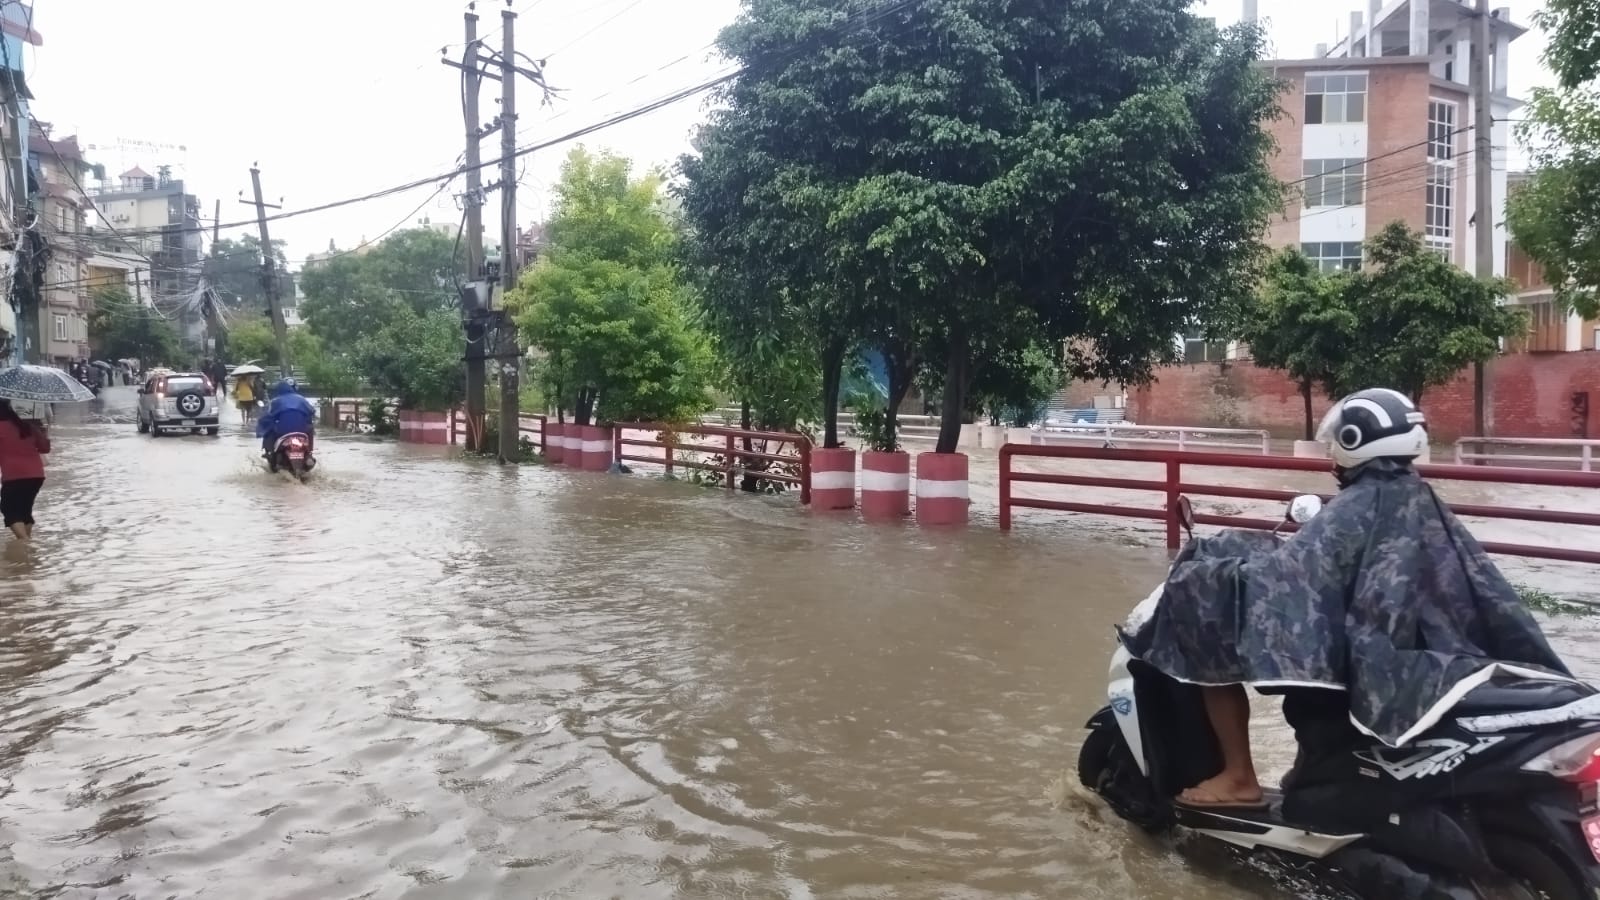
1364 66 1434 243
1128 353 1600 440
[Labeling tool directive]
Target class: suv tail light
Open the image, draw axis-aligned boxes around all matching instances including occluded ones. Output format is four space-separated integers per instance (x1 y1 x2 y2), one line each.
1521 735 1600 782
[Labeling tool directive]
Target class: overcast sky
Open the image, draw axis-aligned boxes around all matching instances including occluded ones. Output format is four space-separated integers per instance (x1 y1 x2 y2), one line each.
28 0 1555 266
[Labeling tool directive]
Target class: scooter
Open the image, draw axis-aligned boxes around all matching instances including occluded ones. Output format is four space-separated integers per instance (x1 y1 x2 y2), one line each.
267 432 316 482
1077 494 1600 900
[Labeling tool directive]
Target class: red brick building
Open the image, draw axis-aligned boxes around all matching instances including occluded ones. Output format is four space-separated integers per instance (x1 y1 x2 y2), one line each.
1122 1 1599 440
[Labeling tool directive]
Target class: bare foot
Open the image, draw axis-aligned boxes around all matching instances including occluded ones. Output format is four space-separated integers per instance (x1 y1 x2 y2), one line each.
1177 773 1265 808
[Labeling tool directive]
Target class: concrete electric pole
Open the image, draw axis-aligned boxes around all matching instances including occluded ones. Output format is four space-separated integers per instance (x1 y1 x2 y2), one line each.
451 8 490 452
202 198 227 365
496 3 522 465
243 166 292 375
1471 0 1495 441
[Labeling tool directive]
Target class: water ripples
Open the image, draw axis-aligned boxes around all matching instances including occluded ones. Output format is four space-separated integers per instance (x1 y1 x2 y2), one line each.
0 389 1594 899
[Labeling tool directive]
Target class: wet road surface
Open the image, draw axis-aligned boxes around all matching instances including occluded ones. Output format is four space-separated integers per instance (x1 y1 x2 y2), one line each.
1 387 1596 899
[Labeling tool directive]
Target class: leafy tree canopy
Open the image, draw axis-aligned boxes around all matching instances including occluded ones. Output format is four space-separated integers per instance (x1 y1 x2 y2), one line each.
680 0 1284 452
89 286 184 366
299 228 459 348
1343 224 1525 405
511 147 713 425
1246 227 1524 422
1242 249 1357 439
208 234 289 311
354 307 463 411
1506 0 1600 318
223 319 324 371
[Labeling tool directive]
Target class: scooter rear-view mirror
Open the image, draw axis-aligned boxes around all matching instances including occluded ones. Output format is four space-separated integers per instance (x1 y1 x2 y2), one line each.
1174 494 1195 540
1287 494 1323 525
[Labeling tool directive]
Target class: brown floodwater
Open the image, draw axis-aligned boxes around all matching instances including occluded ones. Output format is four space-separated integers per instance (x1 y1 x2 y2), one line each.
1 387 1596 899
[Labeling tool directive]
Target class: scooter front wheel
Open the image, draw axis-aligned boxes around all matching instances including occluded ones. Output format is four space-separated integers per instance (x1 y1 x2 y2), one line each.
1077 708 1173 832
1077 713 1119 789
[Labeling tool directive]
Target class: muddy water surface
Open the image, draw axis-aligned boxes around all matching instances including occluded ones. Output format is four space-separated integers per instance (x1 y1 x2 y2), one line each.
1 387 1595 899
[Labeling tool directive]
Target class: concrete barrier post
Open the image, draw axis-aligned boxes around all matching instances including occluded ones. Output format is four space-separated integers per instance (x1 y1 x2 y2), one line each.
546 423 565 463
582 425 614 472
562 426 583 466
810 447 857 510
915 452 969 526
1293 440 1327 459
861 450 911 520
958 423 981 450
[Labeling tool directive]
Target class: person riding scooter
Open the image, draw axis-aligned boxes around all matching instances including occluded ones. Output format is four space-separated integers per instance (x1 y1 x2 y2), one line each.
1122 387 1570 811
256 378 317 460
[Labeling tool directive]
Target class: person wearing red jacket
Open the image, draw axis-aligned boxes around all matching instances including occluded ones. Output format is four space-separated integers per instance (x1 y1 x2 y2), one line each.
0 399 51 540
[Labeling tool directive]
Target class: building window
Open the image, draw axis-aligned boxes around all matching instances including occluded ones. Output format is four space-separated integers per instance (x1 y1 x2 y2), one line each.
1301 242 1364 272
1428 101 1457 161
1425 163 1454 248
1302 159 1366 207
1305 73 1368 125
52 315 67 342
1183 333 1229 363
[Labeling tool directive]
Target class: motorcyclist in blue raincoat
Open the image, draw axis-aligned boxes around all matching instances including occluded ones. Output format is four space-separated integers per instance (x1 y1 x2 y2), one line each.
256 378 316 458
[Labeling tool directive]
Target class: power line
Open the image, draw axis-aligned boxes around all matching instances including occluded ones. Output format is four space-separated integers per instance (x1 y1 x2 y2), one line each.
96 0 927 243
31 123 162 270
544 0 650 59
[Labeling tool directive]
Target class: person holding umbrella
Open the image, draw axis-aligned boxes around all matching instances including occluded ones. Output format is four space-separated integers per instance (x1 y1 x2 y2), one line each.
0 365 91 541
231 364 265 424
0 399 49 540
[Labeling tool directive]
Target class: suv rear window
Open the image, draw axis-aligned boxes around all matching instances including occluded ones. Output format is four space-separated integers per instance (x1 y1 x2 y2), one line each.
163 377 210 395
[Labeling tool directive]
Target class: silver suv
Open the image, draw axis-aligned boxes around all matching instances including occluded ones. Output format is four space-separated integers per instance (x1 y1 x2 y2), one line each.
138 371 221 436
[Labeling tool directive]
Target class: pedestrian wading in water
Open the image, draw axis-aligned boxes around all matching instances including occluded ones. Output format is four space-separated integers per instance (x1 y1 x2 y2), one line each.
0 398 50 540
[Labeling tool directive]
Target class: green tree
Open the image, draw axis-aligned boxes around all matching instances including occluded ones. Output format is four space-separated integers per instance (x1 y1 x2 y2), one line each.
969 338 1067 428
510 148 712 425
355 307 463 410
223 319 322 370
1506 0 1600 318
680 0 1283 455
208 235 289 311
299 228 459 349
88 287 183 365
1242 249 1358 439
1343 223 1526 405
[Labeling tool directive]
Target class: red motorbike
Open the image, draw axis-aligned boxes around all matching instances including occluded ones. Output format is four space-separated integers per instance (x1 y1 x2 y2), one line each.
269 433 316 481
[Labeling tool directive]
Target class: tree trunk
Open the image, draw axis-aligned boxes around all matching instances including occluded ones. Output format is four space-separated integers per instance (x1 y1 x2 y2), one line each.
740 400 760 493
1301 379 1314 441
935 330 970 454
821 340 844 448
884 346 916 452
575 389 595 426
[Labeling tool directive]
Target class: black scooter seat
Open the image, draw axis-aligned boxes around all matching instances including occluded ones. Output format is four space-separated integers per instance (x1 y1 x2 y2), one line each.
1452 679 1591 715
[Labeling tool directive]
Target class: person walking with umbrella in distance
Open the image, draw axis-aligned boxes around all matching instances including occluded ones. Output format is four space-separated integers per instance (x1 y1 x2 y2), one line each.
0 399 49 540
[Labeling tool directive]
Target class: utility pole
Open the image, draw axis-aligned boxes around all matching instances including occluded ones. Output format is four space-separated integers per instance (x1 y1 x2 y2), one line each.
202 198 226 364
497 2 521 464
243 166 292 375
1471 0 1494 442
445 8 490 452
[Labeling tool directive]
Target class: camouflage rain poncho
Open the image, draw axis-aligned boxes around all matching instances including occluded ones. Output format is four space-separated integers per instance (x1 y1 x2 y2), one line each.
1122 459 1573 747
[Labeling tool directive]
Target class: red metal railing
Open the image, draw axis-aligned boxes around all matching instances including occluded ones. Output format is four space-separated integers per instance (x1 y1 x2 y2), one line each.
999 445 1600 565
448 408 548 454
613 423 812 505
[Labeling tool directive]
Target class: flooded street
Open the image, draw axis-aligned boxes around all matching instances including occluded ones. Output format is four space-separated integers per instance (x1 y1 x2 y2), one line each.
2 386 1597 899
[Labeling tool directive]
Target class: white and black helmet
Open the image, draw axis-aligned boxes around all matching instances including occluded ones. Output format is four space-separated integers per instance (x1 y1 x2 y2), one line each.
1315 388 1428 468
